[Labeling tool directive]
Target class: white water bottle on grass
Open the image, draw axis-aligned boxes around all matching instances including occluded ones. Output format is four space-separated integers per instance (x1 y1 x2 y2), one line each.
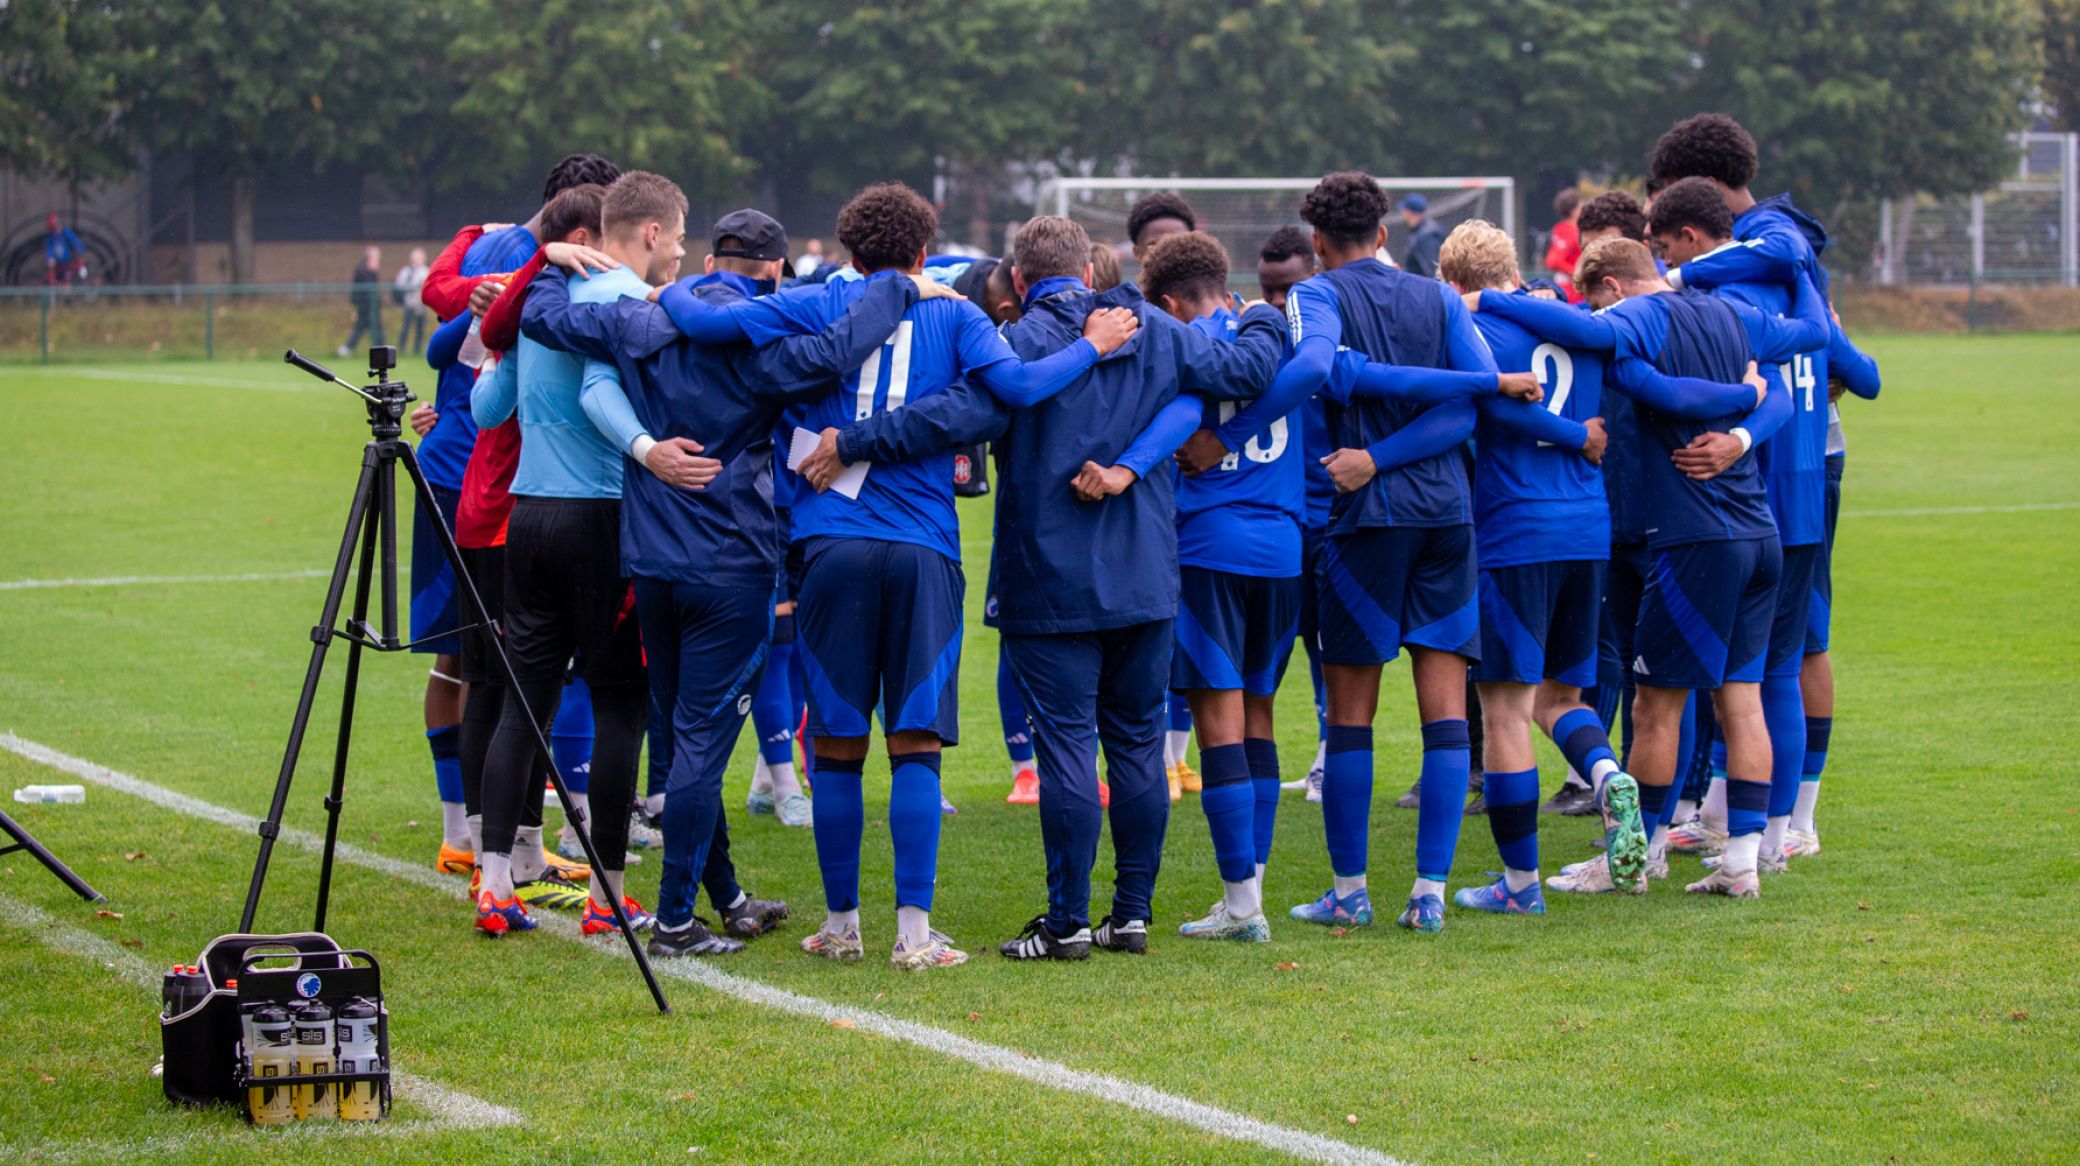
12 785 84 804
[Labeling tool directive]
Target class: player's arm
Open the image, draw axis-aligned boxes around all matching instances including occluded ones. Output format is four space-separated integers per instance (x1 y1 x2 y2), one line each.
1187 302 1297 422
1477 393 1591 452
1475 288 1623 352
829 384 1011 466
425 312 471 372
478 250 547 352
1668 225 1805 292
654 276 768 344
578 360 647 454
969 305 1142 407
421 225 489 320
469 349 518 428
1829 319 1881 399
517 268 628 364
1331 348 1514 404
743 275 925 398
1608 356 1764 418
1206 282 1340 452
1736 271 1829 363
1321 398 1476 493
1070 393 1204 502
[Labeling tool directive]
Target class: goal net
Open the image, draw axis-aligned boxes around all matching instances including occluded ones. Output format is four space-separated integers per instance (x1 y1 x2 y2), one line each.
1034 176 1516 291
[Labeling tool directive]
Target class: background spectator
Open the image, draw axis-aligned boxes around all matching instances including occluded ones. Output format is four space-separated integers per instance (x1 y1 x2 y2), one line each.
338 245 385 356
1545 187 1583 301
393 246 430 355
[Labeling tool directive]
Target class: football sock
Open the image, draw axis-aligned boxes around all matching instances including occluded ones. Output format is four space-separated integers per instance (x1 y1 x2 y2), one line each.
551 677 594 796
1726 775 1769 850
1413 719 1471 883
1722 831 1762 875
559 791 589 843
896 905 931 949
811 756 866 912
428 726 466 847
1483 768 1540 891
752 646 798 766
997 653 1036 765
1309 740 1326 778
479 852 513 900
1321 725 1373 881
1701 778 1729 831
1549 708 1620 795
1222 876 1262 922
1761 674 1805 855
1674 798 1699 822
1246 738 1280 866
1165 730 1191 768
592 868 624 912
1198 743 1256 884
466 814 484 859
768 761 803 803
888 752 943 912
1411 878 1447 905
511 826 545 882
643 792 665 819
825 908 860 936
750 753 772 794
1792 715 1831 833
1637 781 1670 855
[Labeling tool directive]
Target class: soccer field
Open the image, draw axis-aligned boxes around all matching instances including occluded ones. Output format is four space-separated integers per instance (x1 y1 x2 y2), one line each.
1 335 2076 1164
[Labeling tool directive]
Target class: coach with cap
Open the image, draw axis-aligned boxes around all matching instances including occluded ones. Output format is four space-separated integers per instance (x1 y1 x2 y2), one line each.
1398 194 1445 278
708 208 797 284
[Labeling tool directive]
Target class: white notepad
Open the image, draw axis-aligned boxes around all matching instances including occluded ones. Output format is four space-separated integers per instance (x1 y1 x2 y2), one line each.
787 427 869 500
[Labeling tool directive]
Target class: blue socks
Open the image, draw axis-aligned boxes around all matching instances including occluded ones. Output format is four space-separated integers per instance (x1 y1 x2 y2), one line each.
888 752 942 911
1483 767 1539 874
1321 726 1373 878
1245 738 1279 867
427 725 463 804
1550 707 1618 787
1637 779 1670 833
810 756 865 911
551 678 594 796
1761 675 1806 821
997 653 1035 766
1414 719 1471 881
1198 743 1255 883
1803 715 1832 783
752 645 799 766
1726 775 1770 838
1167 693 1193 733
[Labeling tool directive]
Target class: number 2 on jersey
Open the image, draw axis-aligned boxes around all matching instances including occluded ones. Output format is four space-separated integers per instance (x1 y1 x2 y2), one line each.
1531 342 1574 447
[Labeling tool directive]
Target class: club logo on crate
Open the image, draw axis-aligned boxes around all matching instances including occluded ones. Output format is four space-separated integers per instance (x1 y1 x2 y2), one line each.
295 973 322 998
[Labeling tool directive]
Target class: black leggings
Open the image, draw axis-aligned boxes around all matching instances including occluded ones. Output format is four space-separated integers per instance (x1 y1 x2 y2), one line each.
480 679 646 868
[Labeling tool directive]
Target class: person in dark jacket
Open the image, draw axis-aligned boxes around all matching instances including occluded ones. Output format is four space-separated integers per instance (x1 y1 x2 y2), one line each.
1399 195 1446 278
339 246 386 356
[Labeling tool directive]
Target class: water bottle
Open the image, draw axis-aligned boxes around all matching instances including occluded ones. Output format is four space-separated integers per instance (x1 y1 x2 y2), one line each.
334 997 382 1121
12 785 85 804
247 1005 294 1126
160 965 208 1019
290 1001 335 1121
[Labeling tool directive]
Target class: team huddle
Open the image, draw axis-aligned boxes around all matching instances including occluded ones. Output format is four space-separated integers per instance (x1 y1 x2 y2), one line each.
398 110 1880 970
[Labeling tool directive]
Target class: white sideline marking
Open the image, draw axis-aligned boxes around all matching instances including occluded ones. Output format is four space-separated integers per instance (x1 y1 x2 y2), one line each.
0 892 521 1137
1846 500 2080 518
66 368 320 392
0 731 1408 1166
0 569 329 592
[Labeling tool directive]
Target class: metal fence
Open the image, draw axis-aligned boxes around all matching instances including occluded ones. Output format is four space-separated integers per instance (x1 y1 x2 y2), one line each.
1874 132 2079 288
0 282 438 364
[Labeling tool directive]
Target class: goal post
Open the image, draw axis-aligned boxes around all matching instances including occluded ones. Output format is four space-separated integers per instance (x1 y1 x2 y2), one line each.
1034 175 1517 289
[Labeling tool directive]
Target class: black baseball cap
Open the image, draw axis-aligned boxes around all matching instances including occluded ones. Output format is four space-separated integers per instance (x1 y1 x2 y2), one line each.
711 208 794 277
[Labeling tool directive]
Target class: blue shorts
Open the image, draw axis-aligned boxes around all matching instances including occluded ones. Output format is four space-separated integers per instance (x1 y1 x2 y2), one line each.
1474 559 1606 687
1172 567 1301 695
1768 542 1820 678
1598 540 1651 691
1806 456 1843 654
794 537 964 742
1634 536 1781 690
410 483 463 656
1317 526 1479 667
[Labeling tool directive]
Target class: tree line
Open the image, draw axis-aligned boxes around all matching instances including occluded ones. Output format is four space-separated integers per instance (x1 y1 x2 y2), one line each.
1 0 2061 281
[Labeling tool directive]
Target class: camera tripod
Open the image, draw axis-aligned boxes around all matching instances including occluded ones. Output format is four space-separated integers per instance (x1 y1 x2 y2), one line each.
240 346 669 1013
0 807 103 903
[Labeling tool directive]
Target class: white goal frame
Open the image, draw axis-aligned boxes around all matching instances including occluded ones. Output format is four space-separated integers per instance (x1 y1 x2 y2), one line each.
1034 175 1519 253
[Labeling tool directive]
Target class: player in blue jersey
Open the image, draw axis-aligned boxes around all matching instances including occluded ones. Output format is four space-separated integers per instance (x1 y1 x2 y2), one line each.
1650 176 1825 876
415 153 620 880
1650 113 1878 861
801 214 1289 960
1236 172 1496 935
1121 231 1303 943
519 192 952 958
655 185 1140 969
1427 221 1632 915
1475 237 1828 898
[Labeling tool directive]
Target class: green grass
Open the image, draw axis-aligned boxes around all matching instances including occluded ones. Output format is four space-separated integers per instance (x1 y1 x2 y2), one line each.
2 335 2078 1164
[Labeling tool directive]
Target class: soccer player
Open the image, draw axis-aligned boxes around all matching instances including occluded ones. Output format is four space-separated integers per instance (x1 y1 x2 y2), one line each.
1428 220 1632 915
466 172 693 937
1116 230 1305 943
804 214 1287 960
1576 191 1650 249
1234 172 1494 934
1474 237 1827 898
1649 113 1868 860
520 200 948 957
1128 191 1197 261
657 185 1141 969
1253 228 1334 801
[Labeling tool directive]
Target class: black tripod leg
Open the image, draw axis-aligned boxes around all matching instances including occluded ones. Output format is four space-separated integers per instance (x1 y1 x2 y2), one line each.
313 496 382 934
396 445 671 1014
0 809 104 903
241 444 382 934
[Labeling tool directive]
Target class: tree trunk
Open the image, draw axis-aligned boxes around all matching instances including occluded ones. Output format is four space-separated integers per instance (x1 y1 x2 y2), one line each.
228 174 256 285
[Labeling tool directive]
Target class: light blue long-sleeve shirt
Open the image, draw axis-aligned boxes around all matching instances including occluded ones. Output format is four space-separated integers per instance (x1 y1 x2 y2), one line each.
472 264 651 499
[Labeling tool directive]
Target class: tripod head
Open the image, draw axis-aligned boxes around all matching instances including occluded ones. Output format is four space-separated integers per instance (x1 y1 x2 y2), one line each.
284 347 417 441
